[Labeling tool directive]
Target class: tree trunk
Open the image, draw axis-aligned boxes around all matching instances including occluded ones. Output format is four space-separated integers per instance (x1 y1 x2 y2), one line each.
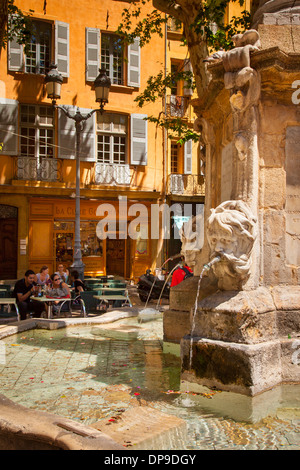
153 0 210 96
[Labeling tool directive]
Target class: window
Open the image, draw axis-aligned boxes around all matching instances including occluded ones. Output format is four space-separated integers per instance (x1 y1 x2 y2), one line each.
170 62 182 96
86 29 140 87
25 20 52 75
171 141 182 174
97 113 127 164
20 105 54 159
101 34 123 85
8 20 69 77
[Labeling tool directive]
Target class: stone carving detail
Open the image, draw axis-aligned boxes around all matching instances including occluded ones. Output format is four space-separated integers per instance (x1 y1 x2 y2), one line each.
179 213 204 269
207 200 257 290
204 30 261 207
253 0 300 26
220 30 261 114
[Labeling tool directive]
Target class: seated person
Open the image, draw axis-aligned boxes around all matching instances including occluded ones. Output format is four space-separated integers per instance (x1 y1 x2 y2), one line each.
47 274 71 315
13 270 46 320
48 274 71 297
35 265 51 286
71 270 86 294
55 264 69 283
171 258 193 287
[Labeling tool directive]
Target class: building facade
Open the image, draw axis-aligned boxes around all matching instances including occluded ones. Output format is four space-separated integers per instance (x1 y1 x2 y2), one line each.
0 0 204 280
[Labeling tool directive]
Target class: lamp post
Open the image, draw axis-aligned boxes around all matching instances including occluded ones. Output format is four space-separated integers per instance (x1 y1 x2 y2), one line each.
45 64 111 280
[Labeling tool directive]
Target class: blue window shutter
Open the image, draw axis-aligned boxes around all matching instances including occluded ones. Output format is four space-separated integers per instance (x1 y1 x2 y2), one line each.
127 37 140 87
55 21 69 77
86 28 100 82
183 58 193 97
57 105 96 162
8 37 23 72
184 139 193 174
130 114 147 166
0 98 19 155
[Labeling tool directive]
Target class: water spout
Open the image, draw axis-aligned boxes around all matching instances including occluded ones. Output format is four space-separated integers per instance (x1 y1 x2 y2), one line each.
202 255 221 272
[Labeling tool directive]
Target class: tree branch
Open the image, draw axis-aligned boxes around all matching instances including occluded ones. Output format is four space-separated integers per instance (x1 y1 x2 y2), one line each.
152 0 183 20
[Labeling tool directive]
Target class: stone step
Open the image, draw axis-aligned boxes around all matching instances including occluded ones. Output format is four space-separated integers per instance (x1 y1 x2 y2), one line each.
91 406 187 450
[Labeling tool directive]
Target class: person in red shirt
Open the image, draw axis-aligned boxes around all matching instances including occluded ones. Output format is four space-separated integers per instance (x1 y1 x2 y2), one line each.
171 258 193 287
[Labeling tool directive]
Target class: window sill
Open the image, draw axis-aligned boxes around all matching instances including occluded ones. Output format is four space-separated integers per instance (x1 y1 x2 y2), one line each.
110 84 136 94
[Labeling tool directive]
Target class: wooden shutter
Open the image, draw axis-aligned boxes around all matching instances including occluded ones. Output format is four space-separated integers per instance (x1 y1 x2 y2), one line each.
58 106 96 162
184 139 193 174
183 58 193 97
55 21 69 77
80 108 96 162
86 27 100 82
8 37 23 72
130 114 147 165
127 37 140 87
0 98 19 155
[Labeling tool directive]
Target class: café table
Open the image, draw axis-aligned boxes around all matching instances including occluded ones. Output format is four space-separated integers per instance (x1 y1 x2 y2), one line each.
0 298 20 321
32 296 72 319
93 288 132 309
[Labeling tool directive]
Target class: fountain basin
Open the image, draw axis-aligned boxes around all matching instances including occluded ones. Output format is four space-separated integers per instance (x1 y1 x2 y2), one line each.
0 314 300 449
181 286 300 396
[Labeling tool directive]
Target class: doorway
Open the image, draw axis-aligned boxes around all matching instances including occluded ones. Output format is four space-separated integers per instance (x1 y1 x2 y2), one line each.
0 217 18 279
106 238 125 277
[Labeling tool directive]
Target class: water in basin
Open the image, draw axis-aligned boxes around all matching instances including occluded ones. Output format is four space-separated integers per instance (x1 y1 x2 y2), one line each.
0 317 299 450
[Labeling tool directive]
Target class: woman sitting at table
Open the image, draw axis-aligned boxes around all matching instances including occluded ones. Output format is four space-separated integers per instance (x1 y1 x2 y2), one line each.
35 265 51 286
48 274 71 315
71 270 87 294
49 274 70 296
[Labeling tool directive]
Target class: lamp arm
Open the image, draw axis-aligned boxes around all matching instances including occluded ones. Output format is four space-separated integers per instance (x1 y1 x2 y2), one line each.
82 108 97 121
54 104 74 120
54 105 98 122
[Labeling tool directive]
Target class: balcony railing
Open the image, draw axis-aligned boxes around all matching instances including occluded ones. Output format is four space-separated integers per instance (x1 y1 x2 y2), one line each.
167 16 183 34
92 162 131 186
167 174 205 196
14 157 63 182
166 95 190 119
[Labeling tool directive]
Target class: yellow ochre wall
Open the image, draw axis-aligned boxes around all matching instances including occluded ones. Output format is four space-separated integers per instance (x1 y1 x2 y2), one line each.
0 0 167 279
0 0 166 191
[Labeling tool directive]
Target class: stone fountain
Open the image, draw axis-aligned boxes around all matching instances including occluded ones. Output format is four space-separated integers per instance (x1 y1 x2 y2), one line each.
166 0 300 396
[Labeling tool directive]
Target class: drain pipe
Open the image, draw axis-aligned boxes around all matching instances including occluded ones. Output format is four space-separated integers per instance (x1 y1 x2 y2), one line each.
162 14 168 265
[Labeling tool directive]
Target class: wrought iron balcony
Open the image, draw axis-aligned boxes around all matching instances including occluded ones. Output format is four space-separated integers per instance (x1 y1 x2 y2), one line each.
167 16 183 34
14 156 63 182
167 173 205 196
166 95 190 119
92 162 131 186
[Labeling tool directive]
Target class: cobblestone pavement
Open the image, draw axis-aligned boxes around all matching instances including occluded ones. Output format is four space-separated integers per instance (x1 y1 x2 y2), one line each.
0 317 299 450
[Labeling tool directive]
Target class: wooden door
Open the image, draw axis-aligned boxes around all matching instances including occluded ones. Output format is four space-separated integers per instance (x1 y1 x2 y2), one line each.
0 218 18 279
106 239 125 277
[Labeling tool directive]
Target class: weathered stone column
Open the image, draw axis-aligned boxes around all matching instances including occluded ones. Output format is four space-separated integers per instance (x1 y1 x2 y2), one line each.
179 5 300 396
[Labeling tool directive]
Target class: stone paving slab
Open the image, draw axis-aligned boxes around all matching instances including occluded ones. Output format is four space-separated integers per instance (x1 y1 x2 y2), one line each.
0 309 140 340
91 406 187 450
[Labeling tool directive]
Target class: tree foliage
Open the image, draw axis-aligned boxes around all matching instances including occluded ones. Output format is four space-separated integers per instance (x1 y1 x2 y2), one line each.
116 0 251 145
0 0 34 54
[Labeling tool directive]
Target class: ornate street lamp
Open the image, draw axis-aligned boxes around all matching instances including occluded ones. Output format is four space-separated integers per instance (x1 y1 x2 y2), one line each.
44 64 63 105
44 65 111 280
94 68 112 114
